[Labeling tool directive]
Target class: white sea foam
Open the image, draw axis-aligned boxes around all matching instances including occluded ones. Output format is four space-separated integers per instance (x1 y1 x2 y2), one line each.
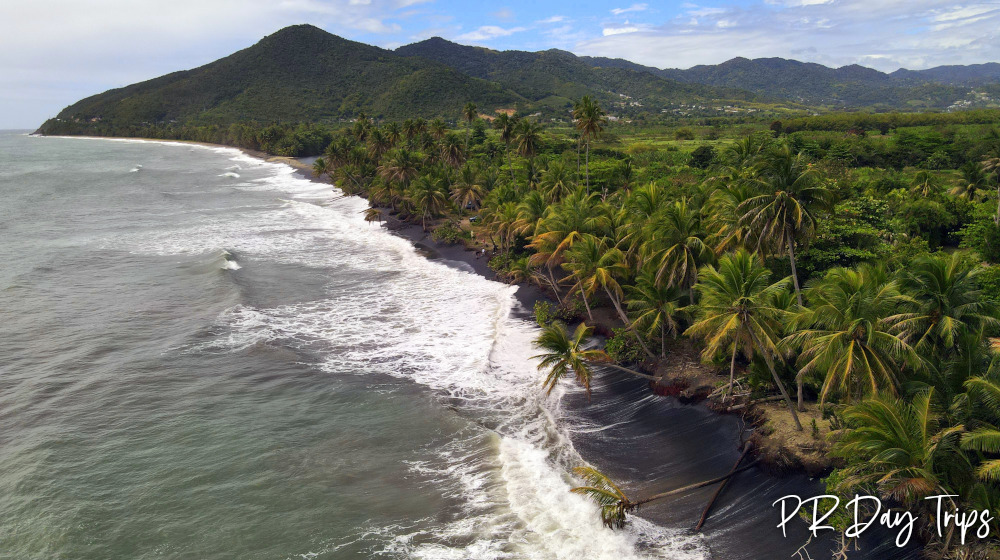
219 172 240 178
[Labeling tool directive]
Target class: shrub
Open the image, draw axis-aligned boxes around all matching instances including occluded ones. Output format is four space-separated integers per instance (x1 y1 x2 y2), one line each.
431 223 466 245
604 328 645 365
675 128 695 141
689 145 716 169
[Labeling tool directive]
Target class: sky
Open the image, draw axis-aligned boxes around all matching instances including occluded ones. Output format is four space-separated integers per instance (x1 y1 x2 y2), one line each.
1 0 998 128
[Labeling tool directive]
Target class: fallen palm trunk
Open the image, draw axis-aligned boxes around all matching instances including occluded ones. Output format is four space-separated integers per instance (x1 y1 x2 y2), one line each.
571 460 759 529
695 442 753 531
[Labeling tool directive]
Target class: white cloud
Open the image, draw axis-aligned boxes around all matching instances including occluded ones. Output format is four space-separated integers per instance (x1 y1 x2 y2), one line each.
537 15 567 24
491 7 515 20
456 25 526 42
611 3 648 15
603 26 641 36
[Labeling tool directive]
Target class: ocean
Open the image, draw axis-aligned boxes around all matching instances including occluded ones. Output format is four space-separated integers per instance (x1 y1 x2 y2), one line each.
0 131 909 559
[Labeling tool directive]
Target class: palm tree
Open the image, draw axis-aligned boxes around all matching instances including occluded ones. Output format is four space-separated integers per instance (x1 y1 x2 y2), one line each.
533 321 657 397
541 159 574 203
787 264 920 405
832 389 966 506
450 163 486 212
514 190 548 238
429 118 448 140
951 161 988 202
515 119 542 161
407 176 449 231
962 372 1000 482
367 127 392 160
377 148 419 210
641 199 712 299
493 112 519 181
684 250 802 428
910 170 939 198
892 253 998 358
383 121 401 147
311 157 330 180
573 96 606 192
738 145 833 306
627 269 684 358
440 132 466 168
361 207 382 224
463 102 477 149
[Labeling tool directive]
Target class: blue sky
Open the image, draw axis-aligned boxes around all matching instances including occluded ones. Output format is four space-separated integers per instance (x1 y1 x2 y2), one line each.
1 0 998 128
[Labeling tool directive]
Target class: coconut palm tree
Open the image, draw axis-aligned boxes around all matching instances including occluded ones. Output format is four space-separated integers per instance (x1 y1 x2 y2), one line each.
685 250 801 428
528 190 610 300
515 119 542 161
514 190 548 238
983 156 1000 225
383 122 401 147
787 264 920 405
493 112 519 181
952 161 988 202
962 371 1000 482
533 321 657 397
463 102 477 149
892 253 999 358
450 163 486 212
910 170 939 198
832 389 967 506
641 198 713 299
311 157 330 180
361 207 382 224
429 118 448 140
627 269 684 358
407 176 449 231
573 96 606 192
738 145 833 306
541 159 574 203
440 132 466 168
377 148 419 210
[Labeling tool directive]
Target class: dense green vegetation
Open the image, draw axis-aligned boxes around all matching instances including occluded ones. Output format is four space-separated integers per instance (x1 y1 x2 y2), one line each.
254 99 999 554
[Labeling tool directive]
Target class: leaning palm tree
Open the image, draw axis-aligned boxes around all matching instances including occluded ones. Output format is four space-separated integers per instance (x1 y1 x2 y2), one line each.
738 145 833 306
573 96 606 192
685 250 802 428
533 321 657 397
361 207 382 225
561 234 655 359
311 157 330 180
787 264 921 405
463 102 478 149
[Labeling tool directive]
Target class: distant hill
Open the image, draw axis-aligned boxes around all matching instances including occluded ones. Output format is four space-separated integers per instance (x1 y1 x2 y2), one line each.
39 25 521 130
395 37 757 111
579 55 1000 109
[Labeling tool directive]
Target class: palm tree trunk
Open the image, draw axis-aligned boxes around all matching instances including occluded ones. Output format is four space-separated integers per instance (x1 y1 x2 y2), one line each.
786 229 803 307
796 372 805 412
546 265 563 304
995 184 1000 225
576 138 581 185
727 343 738 401
580 289 594 321
634 462 759 507
661 322 667 359
506 145 516 182
585 360 658 381
585 141 591 194
748 329 803 431
603 286 656 359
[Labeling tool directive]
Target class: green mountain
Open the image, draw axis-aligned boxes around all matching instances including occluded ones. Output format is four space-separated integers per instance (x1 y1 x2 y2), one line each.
394 37 758 111
580 55 999 109
39 25 521 131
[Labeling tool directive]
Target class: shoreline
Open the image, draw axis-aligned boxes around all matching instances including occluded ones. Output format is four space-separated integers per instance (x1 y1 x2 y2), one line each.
41 134 915 558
